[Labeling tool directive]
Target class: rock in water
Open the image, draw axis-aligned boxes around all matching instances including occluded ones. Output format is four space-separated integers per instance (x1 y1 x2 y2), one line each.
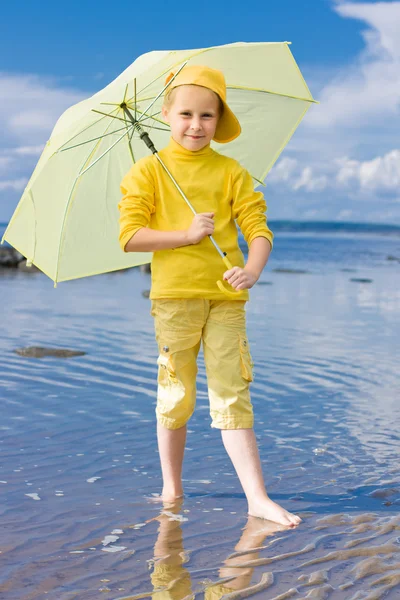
0 247 24 268
14 347 86 358
272 268 309 274
350 278 373 283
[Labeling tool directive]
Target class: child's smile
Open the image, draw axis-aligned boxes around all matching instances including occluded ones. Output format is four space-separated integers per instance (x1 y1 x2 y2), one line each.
162 85 220 151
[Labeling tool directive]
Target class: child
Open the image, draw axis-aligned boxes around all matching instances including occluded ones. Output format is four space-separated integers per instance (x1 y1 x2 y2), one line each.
118 65 301 527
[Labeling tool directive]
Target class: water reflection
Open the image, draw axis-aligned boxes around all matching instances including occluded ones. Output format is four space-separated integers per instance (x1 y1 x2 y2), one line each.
145 501 283 600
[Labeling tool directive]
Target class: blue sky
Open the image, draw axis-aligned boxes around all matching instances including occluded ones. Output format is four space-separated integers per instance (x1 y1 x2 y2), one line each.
1 0 399 223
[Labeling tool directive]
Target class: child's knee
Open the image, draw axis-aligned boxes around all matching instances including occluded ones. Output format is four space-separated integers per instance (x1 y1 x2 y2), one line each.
156 392 195 428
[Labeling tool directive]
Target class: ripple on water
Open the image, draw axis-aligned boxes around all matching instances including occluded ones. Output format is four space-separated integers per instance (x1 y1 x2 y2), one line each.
0 258 399 598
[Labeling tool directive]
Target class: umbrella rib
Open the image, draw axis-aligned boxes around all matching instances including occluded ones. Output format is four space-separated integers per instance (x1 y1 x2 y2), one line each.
93 106 167 128
130 62 188 127
134 109 166 126
57 106 123 152
227 85 318 104
123 82 129 104
91 109 130 123
59 114 168 153
78 124 134 176
138 123 170 132
136 58 188 97
59 125 130 152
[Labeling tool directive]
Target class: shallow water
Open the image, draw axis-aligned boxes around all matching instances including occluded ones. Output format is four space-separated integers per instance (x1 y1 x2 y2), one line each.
1 232 400 599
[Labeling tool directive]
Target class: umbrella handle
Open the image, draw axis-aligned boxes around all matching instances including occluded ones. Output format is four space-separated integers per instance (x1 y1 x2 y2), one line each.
216 256 244 298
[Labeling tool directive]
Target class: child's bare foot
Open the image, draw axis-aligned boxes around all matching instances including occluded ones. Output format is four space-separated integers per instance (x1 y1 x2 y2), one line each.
161 488 184 503
248 497 302 527
147 492 184 505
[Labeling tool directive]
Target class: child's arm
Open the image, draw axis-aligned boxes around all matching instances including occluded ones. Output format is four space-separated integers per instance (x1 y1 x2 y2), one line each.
225 165 274 290
119 161 214 253
246 236 272 278
224 237 271 290
124 213 215 252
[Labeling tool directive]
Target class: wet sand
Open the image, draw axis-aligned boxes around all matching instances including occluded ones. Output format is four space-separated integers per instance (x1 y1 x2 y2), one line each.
1 232 400 599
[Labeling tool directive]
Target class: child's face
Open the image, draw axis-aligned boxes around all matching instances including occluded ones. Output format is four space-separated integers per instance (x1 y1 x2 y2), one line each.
162 85 220 151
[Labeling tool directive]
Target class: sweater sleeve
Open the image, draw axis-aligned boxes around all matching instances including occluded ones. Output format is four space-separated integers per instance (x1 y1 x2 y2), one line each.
118 161 155 252
231 165 274 248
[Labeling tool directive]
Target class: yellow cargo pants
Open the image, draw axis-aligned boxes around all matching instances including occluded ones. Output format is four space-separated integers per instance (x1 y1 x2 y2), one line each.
150 299 254 430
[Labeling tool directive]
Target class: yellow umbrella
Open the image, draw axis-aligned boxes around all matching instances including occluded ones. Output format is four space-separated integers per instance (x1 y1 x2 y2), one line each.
1 41 317 287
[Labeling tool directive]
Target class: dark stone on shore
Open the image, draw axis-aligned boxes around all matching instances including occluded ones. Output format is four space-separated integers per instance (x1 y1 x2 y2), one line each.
0 247 24 267
350 278 373 283
142 290 150 298
140 263 151 274
14 346 86 358
272 268 309 274
387 255 400 262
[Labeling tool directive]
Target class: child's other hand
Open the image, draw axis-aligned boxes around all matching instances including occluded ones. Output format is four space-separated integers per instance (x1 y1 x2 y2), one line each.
223 266 258 290
187 212 214 244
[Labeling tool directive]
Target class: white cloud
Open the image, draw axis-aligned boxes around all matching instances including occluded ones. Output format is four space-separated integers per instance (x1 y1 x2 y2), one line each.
335 0 400 59
306 1 400 129
0 73 85 144
267 157 298 183
337 209 354 220
264 1 400 221
269 148 400 196
0 178 27 191
13 145 44 156
292 167 329 192
335 149 400 191
0 156 12 172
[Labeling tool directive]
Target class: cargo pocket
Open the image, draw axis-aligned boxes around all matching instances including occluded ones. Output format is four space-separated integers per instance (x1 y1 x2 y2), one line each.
157 346 181 386
239 334 254 382
156 344 186 407
155 333 199 402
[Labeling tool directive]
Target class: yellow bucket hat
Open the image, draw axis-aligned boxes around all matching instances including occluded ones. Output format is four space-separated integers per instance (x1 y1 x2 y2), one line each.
164 65 241 144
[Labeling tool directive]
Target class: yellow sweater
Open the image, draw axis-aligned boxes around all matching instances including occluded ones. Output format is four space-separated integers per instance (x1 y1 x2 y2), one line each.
118 137 273 300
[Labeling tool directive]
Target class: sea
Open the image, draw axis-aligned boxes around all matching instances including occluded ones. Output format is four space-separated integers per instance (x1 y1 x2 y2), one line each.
0 220 399 599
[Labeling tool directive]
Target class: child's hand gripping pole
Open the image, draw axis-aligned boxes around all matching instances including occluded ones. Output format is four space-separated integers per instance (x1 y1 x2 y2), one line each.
217 254 244 298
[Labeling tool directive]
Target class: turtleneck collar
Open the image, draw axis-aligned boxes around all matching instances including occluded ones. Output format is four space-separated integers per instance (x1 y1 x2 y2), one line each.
164 136 214 159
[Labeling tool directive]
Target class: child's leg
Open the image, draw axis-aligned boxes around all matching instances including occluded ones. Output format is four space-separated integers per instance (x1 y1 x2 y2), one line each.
151 299 206 501
203 300 301 527
221 428 301 527
157 422 186 501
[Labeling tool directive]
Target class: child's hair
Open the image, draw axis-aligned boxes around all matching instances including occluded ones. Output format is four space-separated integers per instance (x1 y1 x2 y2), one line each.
163 84 224 116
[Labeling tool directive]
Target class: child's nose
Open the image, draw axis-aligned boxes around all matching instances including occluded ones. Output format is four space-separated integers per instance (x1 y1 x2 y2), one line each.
190 117 201 130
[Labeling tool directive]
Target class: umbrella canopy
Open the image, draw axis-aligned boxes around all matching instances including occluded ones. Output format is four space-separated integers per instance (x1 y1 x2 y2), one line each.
2 41 317 284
